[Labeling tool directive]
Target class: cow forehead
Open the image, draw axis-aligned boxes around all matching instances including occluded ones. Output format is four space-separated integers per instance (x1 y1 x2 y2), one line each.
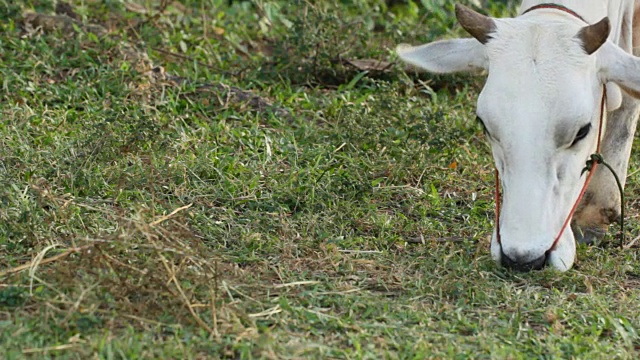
477 17 599 127
488 17 592 71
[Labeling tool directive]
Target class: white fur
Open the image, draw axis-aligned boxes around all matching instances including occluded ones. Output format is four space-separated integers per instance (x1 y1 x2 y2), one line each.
398 1 640 271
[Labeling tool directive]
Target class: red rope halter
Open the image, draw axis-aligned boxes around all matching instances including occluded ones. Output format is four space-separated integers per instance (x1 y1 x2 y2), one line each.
521 3 587 22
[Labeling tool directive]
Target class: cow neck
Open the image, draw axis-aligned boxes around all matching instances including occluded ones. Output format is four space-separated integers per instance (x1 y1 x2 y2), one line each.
521 3 586 23
494 85 607 256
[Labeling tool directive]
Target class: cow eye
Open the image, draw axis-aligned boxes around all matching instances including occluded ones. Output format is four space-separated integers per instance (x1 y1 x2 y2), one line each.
571 124 591 146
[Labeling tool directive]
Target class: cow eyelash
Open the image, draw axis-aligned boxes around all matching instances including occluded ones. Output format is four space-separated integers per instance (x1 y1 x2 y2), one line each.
571 123 591 147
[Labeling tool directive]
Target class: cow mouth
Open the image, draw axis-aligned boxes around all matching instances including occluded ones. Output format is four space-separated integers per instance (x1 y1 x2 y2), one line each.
500 247 547 272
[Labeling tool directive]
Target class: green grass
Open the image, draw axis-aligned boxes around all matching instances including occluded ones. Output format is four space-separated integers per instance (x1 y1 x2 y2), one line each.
2 0 640 358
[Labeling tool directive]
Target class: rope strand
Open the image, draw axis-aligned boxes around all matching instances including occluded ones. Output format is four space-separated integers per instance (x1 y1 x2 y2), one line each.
581 154 625 248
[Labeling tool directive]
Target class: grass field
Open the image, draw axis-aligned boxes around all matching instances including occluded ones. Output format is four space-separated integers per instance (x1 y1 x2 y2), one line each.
3 0 640 358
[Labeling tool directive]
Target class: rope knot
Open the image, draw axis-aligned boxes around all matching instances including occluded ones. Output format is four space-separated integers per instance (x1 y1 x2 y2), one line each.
582 153 604 175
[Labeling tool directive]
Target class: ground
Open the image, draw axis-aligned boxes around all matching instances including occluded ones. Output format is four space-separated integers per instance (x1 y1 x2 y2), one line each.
2 0 640 358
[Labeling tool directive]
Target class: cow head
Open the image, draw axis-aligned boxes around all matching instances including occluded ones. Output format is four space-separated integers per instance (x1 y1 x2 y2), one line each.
398 5 640 271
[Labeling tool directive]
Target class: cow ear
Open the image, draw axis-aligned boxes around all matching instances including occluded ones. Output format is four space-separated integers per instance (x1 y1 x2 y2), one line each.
598 41 640 98
577 17 610 55
396 38 488 74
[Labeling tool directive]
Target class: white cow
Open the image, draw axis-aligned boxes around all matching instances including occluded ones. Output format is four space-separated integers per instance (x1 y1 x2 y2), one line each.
397 1 640 271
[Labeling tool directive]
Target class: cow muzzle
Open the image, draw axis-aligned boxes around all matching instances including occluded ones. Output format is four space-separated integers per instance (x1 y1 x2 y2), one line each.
500 247 547 272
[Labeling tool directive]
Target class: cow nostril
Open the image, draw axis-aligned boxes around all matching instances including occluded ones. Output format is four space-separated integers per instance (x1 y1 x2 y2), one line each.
500 250 547 272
